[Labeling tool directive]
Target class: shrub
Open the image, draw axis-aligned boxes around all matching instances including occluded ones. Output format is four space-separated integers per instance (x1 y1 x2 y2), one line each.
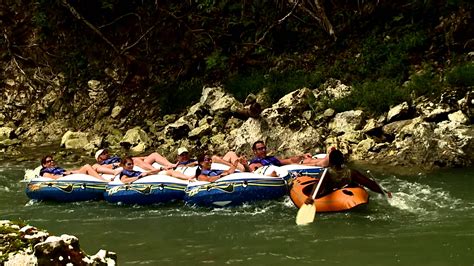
330 79 409 115
446 63 474 87
225 69 325 102
406 68 443 98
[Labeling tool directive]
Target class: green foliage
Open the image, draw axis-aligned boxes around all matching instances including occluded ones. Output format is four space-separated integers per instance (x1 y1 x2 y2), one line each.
406 68 443 98
225 69 325 102
329 27 428 84
225 71 267 101
446 63 474 87
330 79 409 115
205 49 228 72
153 79 203 114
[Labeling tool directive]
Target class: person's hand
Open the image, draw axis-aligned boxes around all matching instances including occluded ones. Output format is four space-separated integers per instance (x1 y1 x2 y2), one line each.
304 197 314 205
139 172 147 177
303 153 313 159
385 191 392 198
237 156 248 165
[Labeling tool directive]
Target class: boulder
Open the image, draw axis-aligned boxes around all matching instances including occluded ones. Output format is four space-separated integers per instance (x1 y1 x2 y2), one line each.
448 110 469 124
60 131 89 149
0 126 14 141
120 127 151 153
328 110 364 134
199 86 242 115
387 101 411 123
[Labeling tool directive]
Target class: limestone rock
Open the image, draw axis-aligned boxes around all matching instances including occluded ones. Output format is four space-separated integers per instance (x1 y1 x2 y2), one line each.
387 101 411 123
60 131 89 149
448 110 469 124
0 126 14 141
328 110 364 134
120 127 151 152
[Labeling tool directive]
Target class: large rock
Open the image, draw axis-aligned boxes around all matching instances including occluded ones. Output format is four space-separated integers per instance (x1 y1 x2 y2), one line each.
0 126 14 141
199 86 242 115
60 131 89 149
120 127 151 153
387 101 411 123
328 110 365 134
2 220 117 265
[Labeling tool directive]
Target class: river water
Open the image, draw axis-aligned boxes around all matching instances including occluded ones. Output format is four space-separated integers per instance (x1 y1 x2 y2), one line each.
1 156 473 265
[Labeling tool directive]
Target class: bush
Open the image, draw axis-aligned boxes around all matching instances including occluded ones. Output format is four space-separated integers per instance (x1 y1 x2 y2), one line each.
406 68 443 98
446 63 474 87
225 69 325 102
330 79 409 115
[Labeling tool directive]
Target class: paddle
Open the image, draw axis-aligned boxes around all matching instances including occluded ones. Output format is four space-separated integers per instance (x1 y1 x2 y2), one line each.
296 168 328 225
366 170 392 200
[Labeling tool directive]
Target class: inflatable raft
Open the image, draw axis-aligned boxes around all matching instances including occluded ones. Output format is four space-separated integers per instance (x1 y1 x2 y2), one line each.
290 175 369 212
25 174 109 202
104 174 190 205
184 171 289 207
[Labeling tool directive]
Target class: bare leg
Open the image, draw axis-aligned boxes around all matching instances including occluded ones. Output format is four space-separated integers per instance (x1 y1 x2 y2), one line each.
145 152 174 167
72 164 108 181
212 152 246 172
164 169 193 181
301 157 329 167
92 164 120 175
132 157 156 171
139 152 175 169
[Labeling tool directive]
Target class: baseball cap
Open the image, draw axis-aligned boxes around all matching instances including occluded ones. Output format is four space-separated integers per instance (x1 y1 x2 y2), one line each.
95 149 106 160
177 147 188 155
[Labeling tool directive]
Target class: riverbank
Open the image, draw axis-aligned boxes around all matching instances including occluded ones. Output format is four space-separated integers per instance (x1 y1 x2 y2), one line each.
0 220 116 265
1 82 472 172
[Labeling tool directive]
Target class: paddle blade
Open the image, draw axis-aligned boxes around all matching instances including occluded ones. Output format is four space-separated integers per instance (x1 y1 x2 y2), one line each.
296 204 316 225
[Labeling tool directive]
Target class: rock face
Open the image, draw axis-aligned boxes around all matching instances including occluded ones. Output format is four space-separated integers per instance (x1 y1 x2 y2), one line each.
0 73 472 169
1 220 116 265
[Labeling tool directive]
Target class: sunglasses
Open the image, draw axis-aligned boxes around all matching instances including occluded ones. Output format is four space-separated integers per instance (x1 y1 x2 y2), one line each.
203 157 212 162
45 159 54 163
256 146 266 151
125 163 134 166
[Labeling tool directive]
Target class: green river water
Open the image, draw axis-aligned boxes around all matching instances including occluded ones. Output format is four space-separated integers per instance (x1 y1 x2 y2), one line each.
1 156 473 265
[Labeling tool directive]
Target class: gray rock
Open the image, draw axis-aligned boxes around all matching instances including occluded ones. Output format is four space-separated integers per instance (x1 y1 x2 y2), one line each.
387 101 411 123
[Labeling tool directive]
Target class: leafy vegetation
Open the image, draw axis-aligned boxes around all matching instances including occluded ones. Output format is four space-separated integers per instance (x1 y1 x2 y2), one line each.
330 79 409 115
2 0 472 115
446 63 474 87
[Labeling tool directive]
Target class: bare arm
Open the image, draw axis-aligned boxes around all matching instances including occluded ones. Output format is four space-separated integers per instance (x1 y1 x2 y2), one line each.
351 170 387 195
249 162 263 172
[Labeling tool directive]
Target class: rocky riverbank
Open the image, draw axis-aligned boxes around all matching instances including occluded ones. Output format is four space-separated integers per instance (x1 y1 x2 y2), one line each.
1 75 472 170
0 220 116 265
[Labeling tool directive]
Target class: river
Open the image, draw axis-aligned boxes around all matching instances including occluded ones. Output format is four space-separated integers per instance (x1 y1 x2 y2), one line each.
1 156 473 265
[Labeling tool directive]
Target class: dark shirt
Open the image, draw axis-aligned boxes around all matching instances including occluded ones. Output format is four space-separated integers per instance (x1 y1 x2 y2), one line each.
201 169 224 177
249 156 282 166
177 159 197 166
120 169 142 181
40 167 66 176
100 156 121 165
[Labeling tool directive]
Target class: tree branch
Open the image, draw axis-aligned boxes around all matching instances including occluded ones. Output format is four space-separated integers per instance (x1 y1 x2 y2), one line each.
255 0 299 45
60 0 120 54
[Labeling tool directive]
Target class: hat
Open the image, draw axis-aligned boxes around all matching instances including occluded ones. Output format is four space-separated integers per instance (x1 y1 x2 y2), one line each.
95 149 106 160
177 147 188 155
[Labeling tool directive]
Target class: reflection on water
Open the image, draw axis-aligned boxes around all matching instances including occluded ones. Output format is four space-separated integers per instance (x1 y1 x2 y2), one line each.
1 162 473 265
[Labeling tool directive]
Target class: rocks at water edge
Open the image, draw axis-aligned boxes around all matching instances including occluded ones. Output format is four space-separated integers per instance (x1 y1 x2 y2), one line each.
0 220 116 265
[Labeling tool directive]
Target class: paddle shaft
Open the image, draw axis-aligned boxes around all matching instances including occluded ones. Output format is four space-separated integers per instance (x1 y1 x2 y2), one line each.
310 168 328 200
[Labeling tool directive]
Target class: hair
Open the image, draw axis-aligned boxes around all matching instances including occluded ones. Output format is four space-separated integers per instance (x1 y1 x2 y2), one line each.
252 140 265 151
328 150 344 167
121 156 134 166
40 155 53 166
197 153 207 164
